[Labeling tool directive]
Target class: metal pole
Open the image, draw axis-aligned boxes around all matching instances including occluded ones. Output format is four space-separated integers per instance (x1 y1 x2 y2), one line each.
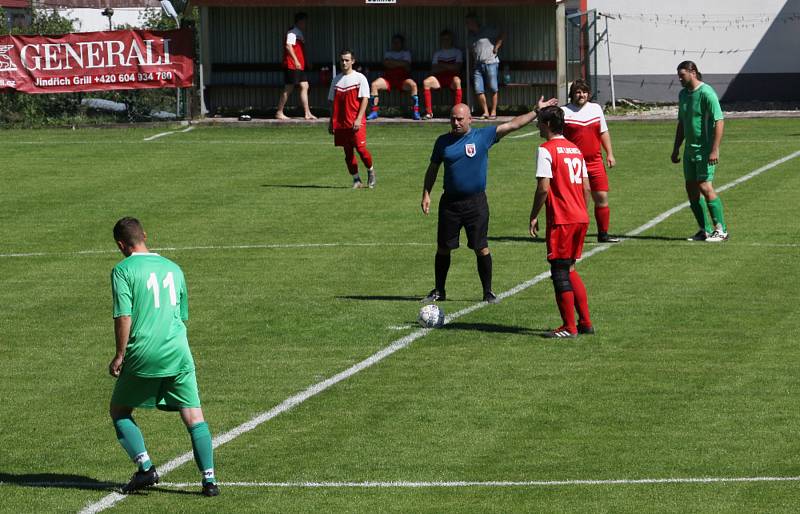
464 10 471 109
604 15 616 110
330 8 336 75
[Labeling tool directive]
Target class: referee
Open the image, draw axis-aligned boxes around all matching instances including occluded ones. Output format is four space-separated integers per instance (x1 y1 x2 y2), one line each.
421 99 555 303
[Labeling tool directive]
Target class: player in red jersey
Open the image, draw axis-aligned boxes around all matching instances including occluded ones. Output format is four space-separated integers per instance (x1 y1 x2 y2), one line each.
328 49 375 189
529 106 593 339
276 12 316 121
562 79 618 242
367 34 421 121
421 30 463 120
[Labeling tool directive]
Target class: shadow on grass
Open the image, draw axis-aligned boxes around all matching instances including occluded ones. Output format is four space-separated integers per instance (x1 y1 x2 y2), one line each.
336 295 422 302
0 472 118 491
261 184 349 190
443 322 548 335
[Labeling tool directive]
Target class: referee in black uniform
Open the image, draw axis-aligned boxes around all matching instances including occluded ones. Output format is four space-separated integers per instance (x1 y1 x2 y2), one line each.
421 99 554 303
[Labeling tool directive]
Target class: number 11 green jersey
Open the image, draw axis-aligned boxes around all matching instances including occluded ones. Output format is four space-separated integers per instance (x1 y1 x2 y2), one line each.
111 252 195 377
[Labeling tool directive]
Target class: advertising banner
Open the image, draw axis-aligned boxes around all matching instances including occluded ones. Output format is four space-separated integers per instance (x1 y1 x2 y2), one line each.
0 28 194 94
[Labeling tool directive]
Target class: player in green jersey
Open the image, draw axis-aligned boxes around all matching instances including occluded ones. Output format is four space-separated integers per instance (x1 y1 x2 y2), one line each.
108 217 219 497
671 60 729 242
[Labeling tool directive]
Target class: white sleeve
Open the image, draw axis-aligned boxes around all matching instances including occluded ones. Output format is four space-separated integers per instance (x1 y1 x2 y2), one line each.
536 147 553 178
328 78 336 102
286 31 297 46
358 74 370 98
597 104 608 133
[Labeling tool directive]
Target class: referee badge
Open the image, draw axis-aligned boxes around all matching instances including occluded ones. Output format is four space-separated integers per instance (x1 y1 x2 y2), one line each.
465 143 476 157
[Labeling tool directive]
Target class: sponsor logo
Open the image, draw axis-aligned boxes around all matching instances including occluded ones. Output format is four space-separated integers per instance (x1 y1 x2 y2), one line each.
465 143 476 157
0 45 17 72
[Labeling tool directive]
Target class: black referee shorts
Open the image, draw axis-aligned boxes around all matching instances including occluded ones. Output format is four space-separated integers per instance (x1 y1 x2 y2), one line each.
284 69 308 85
437 192 489 251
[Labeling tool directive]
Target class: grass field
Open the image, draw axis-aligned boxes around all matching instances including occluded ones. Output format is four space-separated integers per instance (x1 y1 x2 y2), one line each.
1 118 799 513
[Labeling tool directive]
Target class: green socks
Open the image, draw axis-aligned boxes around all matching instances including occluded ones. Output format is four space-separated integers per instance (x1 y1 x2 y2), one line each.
113 417 152 471
689 197 713 233
706 197 727 232
189 421 216 484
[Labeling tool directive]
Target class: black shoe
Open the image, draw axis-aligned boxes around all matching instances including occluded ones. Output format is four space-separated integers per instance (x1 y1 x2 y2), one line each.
121 466 159 494
202 481 220 497
598 233 620 243
541 327 577 339
483 291 500 304
421 289 446 302
578 324 595 335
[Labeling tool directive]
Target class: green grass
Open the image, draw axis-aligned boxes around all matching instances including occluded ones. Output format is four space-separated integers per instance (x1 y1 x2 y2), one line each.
1 119 799 513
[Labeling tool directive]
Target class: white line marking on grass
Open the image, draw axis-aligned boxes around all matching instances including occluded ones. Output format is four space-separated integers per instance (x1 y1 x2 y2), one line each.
508 131 536 139
78 149 800 514
143 126 194 141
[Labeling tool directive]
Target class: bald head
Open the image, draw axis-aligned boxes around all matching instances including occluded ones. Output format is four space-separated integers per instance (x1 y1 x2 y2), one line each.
450 103 472 135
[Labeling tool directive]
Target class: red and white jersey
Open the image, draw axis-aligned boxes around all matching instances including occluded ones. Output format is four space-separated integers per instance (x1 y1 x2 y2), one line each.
328 71 370 130
283 26 305 70
536 136 589 225
562 102 608 163
432 48 463 66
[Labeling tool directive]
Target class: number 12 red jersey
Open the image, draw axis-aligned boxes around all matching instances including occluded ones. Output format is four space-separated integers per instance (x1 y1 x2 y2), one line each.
536 136 589 225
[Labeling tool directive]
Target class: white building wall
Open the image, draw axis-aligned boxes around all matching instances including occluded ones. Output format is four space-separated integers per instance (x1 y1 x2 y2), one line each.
60 7 150 32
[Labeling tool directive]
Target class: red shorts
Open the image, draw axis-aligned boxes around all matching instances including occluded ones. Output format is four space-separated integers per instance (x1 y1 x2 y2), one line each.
334 126 367 148
585 159 609 192
546 223 588 261
382 71 411 92
435 73 459 89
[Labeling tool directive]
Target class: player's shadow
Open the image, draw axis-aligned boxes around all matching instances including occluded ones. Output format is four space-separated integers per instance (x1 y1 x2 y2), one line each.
443 322 548 335
261 184 350 189
336 294 421 302
0 472 118 491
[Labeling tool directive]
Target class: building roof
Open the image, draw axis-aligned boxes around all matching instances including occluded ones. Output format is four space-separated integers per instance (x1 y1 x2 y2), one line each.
0 0 31 8
190 0 555 6
31 0 159 7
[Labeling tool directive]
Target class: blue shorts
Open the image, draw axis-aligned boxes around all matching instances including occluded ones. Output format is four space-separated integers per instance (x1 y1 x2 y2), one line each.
473 62 499 94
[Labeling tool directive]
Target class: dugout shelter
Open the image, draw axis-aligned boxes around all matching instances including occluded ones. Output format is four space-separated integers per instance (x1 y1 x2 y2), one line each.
190 0 568 115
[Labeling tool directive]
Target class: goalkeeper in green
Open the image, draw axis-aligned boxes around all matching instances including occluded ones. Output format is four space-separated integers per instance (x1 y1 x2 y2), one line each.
108 217 219 496
671 60 728 242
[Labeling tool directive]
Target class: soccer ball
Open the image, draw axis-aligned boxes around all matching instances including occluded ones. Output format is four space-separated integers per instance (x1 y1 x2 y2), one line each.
418 304 445 328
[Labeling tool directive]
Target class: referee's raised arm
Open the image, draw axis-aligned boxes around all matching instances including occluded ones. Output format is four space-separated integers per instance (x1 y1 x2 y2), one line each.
495 96 558 140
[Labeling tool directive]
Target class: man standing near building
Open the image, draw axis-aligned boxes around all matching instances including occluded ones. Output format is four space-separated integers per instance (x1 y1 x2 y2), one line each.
421 30 463 120
671 60 728 242
329 49 376 189
276 12 316 120
529 106 593 339
108 217 219 496
367 34 421 120
421 97 555 304
466 13 504 120
562 79 619 243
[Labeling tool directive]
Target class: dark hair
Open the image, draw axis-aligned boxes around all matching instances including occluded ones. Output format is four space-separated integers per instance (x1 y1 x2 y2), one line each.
294 12 307 24
391 34 405 44
113 217 145 246
677 60 702 80
538 105 564 134
339 48 355 60
569 78 592 100
440 29 453 38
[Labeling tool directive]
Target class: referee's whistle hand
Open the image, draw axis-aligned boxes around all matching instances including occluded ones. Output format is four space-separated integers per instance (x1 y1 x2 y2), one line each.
109 356 123 377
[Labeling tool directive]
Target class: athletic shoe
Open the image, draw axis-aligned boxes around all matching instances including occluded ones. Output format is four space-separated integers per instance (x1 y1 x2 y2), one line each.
421 289 446 302
423 113 434 120
367 110 379 121
367 170 376 189
412 110 421 121
706 229 729 243
483 291 500 304
687 230 709 241
541 327 577 339
577 324 595 335
202 481 220 497
121 466 159 494
352 179 364 189
598 233 620 243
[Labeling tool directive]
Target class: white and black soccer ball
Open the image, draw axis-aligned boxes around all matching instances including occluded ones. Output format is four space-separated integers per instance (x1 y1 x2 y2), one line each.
418 304 445 328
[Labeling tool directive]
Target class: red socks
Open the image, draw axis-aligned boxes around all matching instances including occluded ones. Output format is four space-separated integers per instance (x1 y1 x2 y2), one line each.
555 290 577 333
570 271 591 328
595 205 610 235
423 89 433 115
454 88 463 105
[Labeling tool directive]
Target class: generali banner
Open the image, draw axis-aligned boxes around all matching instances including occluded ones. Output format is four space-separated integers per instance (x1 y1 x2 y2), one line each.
0 28 194 94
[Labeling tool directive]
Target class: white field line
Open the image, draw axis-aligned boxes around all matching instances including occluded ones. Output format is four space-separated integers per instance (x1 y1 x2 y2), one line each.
143 126 194 141
7 476 800 490
508 130 537 139
77 149 800 514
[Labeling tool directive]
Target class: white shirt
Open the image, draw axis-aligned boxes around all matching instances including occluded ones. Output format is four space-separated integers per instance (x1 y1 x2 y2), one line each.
561 102 608 133
286 27 304 46
432 47 463 65
328 71 370 102
384 50 411 63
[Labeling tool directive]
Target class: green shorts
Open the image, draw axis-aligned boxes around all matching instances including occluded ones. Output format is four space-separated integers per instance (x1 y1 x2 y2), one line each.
111 369 201 411
683 152 716 182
